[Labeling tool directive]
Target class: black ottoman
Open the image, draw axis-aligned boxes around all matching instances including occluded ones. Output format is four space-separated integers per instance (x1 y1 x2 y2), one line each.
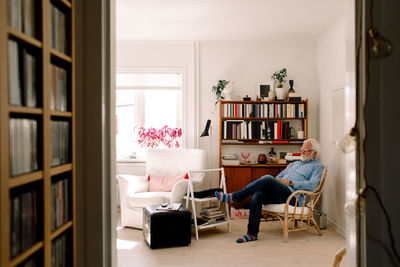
143 204 191 249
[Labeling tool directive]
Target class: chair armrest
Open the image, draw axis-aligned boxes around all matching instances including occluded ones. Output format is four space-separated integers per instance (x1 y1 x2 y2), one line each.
117 174 148 195
170 179 189 203
284 190 318 214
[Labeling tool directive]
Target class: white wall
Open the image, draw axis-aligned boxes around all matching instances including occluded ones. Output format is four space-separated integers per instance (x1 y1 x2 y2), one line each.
199 41 320 186
317 18 346 235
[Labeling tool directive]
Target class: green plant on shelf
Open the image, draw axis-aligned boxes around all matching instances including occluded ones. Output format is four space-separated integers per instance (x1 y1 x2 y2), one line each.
212 80 229 105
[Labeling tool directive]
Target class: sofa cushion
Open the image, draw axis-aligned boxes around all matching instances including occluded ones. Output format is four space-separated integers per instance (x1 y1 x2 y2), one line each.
262 204 310 215
148 173 187 192
128 192 171 208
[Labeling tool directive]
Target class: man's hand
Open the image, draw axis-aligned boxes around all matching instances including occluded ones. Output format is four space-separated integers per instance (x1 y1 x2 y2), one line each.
277 178 290 186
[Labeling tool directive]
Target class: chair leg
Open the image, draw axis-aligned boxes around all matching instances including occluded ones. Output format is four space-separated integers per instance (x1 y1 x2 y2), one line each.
284 217 289 242
311 217 322 235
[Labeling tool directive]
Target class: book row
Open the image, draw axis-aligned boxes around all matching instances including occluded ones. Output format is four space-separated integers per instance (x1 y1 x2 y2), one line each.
9 118 38 176
8 39 38 107
51 178 70 231
8 0 36 37
50 64 68 111
50 4 68 54
52 233 70 267
10 190 40 258
51 120 70 167
221 103 306 118
222 120 294 140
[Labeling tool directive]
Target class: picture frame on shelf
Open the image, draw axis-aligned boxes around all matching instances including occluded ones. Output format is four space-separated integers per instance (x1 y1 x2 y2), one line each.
259 84 270 98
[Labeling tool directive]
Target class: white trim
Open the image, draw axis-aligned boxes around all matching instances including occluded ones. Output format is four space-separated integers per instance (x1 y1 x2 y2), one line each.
116 85 181 91
194 41 200 148
328 218 346 238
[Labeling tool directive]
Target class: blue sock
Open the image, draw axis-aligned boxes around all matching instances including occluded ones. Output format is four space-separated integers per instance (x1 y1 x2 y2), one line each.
236 234 258 243
215 192 234 203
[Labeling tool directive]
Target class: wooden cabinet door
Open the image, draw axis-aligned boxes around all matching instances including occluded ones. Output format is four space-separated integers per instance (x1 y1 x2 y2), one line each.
224 167 252 193
223 167 252 208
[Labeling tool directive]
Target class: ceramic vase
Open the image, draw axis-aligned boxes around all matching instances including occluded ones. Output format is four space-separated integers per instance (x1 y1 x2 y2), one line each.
275 87 285 100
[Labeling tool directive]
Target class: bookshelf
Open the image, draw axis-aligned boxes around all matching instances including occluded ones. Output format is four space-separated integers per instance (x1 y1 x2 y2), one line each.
1 0 75 266
219 100 308 207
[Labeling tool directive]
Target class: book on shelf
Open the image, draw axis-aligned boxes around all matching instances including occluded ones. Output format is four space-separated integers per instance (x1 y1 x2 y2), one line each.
200 213 226 219
222 140 243 144
221 102 306 118
50 4 68 54
50 64 68 111
51 120 70 166
51 177 69 231
222 120 294 140
8 40 38 107
8 0 36 37
201 206 220 213
9 118 38 176
200 207 223 216
52 233 69 267
10 189 39 258
221 159 240 165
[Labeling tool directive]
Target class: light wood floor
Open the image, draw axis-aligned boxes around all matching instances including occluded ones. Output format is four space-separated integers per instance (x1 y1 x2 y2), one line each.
117 217 346 267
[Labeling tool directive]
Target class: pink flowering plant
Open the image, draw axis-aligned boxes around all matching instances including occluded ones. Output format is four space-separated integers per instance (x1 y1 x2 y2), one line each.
138 126 182 148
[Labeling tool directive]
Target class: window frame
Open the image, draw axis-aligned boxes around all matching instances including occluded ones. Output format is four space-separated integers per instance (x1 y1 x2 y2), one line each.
115 67 188 163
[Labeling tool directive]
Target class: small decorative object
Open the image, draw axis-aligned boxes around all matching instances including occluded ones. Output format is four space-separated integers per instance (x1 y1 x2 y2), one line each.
138 126 182 148
267 147 277 164
297 125 304 139
286 80 296 100
243 95 251 101
256 95 262 101
212 80 229 105
271 68 287 101
240 152 250 163
257 154 267 164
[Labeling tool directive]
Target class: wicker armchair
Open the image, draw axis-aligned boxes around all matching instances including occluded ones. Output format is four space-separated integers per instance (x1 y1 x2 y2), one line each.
261 165 327 242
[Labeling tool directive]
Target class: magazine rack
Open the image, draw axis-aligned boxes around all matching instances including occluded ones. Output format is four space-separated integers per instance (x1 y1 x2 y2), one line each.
184 168 231 240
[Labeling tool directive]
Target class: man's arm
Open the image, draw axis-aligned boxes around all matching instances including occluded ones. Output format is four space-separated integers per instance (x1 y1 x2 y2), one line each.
292 164 324 191
276 162 295 178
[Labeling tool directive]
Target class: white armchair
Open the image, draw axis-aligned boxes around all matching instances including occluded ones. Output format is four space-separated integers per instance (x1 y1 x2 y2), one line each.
117 149 207 229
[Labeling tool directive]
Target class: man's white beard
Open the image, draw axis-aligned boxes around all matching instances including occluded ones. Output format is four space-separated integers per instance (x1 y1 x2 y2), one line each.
301 155 312 162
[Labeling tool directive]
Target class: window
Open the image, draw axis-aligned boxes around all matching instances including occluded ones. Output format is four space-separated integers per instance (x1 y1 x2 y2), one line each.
116 72 183 161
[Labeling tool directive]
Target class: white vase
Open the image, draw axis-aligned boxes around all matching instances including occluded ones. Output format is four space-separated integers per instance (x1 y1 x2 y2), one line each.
275 87 285 100
222 82 233 100
268 88 275 100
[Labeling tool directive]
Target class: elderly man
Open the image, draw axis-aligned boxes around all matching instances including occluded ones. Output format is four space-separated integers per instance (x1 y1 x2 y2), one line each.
216 138 324 243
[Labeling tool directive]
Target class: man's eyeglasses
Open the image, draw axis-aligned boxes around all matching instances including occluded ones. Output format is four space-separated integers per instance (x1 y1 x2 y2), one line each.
301 149 314 153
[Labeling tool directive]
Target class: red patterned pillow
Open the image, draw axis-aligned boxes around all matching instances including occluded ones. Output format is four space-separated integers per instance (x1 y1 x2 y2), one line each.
148 173 188 192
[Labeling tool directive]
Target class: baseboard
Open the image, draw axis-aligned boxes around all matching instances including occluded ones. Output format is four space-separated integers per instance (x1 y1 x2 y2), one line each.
327 218 345 237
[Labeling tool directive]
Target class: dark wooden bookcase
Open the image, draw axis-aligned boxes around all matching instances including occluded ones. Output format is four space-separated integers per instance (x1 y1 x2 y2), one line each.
219 99 308 207
0 0 75 266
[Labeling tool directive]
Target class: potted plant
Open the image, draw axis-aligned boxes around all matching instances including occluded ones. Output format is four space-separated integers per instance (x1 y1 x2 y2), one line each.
212 80 230 105
271 68 287 100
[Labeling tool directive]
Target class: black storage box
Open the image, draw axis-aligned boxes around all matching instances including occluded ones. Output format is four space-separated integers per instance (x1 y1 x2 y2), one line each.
143 204 191 249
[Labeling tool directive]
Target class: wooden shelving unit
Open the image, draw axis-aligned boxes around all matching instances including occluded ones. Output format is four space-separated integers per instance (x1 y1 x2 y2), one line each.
219 99 309 208
1 0 75 266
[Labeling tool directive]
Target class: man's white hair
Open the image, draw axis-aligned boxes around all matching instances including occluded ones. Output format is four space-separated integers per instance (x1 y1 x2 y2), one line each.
305 138 320 155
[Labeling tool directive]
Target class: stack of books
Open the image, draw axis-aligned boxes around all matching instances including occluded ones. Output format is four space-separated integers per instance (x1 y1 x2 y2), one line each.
200 206 225 221
221 154 240 165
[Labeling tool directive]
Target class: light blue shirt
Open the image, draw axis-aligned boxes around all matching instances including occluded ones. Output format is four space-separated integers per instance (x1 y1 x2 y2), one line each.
276 159 324 205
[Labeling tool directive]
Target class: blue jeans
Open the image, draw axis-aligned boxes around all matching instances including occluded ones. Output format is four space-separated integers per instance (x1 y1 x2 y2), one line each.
232 175 295 237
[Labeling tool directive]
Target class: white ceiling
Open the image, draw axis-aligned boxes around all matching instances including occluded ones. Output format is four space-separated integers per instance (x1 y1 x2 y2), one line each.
116 0 346 42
